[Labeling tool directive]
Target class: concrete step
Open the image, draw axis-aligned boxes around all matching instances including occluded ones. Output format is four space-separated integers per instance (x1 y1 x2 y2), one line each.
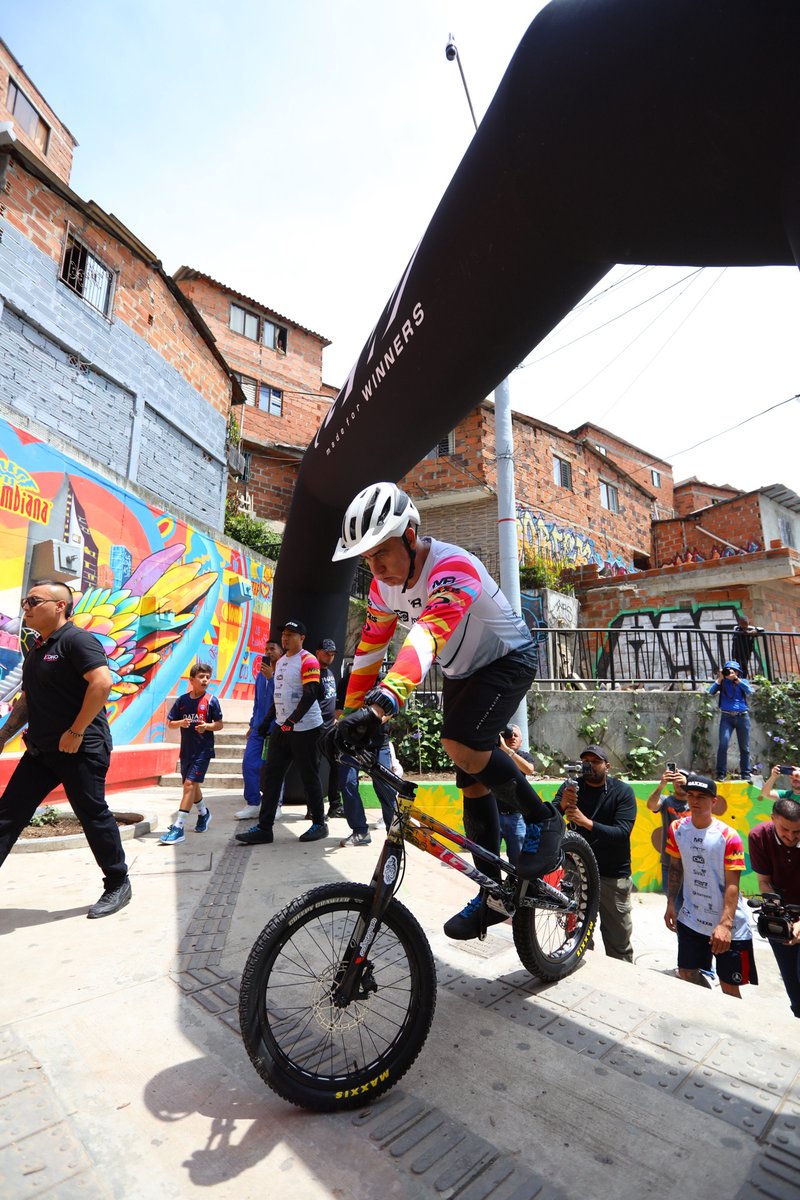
159 772 245 789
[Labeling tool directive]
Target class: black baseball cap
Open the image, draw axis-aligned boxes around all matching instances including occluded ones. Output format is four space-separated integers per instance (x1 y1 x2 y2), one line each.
282 619 307 635
580 745 609 762
317 638 336 652
683 773 717 797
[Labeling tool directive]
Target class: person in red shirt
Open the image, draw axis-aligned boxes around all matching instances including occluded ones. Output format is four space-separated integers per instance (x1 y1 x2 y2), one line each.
748 797 800 1018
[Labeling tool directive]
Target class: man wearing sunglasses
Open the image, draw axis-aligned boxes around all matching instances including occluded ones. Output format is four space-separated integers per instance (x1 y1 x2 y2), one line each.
0 581 130 918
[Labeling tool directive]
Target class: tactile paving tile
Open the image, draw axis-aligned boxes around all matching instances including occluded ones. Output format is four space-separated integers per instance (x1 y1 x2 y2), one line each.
483 991 563 1031
514 974 595 1009
541 1014 620 1058
735 1142 800 1200
0 1083 67 1148
0 1122 94 1195
764 1095 800 1152
442 975 518 1005
675 1066 779 1137
0 1028 24 1062
32 1174 113 1199
634 1013 720 1061
705 1037 798 1094
571 991 650 1032
599 1037 694 1093
0 1050 41 1100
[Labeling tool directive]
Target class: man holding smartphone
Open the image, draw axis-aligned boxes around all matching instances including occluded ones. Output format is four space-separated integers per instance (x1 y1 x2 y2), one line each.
760 764 800 802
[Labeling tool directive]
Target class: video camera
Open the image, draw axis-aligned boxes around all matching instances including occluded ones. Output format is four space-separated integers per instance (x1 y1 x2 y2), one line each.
747 893 800 942
564 761 589 781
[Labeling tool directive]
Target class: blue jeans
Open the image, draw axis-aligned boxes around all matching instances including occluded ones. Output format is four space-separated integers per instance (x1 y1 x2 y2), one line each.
716 711 750 777
499 810 525 866
241 729 264 807
340 745 396 834
769 939 800 1018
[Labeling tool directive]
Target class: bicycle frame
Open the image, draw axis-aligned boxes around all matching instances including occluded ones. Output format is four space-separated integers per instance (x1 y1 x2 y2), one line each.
330 750 567 1006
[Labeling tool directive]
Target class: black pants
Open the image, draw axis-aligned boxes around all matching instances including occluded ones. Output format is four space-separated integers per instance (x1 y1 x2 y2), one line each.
258 726 324 827
0 746 127 887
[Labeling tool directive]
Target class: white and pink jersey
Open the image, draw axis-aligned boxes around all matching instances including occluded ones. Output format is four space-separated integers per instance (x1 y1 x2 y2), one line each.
665 815 751 941
345 537 531 711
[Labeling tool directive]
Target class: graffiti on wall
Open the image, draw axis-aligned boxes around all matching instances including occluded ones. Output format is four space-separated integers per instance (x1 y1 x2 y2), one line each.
669 540 761 566
0 419 271 747
598 601 764 683
517 508 631 575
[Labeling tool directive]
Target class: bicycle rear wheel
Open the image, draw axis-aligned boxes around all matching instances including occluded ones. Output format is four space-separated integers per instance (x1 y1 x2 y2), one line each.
512 831 599 981
239 882 437 1111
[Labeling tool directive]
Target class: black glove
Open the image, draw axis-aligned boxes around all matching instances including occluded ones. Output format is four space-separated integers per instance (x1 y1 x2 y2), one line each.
335 706 384 751
256 720 270 738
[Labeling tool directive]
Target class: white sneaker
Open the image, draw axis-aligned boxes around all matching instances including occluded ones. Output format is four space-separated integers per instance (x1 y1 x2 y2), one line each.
235 805 261 821
374 817 386 830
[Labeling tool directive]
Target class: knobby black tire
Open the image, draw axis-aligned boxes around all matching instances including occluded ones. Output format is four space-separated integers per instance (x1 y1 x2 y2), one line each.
239 882 437 1111
512 831 599 981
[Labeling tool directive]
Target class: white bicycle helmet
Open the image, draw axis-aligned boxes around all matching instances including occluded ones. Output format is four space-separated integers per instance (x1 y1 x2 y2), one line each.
332 482 420 561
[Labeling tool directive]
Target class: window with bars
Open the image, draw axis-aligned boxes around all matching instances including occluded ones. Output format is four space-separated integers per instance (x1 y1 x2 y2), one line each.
553 455 573 489
599 480 620 513
8 79 50 153
59 232 115 317
230 303 259 341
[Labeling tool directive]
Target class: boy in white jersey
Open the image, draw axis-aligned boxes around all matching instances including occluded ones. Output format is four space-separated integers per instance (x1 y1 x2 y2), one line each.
332 482 564 941
664 773 757 998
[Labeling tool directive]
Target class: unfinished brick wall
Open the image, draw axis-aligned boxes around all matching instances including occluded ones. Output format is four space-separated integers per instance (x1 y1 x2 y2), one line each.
0 41 76 184
673 480 741 516
653 492 764 566
571 422 673 514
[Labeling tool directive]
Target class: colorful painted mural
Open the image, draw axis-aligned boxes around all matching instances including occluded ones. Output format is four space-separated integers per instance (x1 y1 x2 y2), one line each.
517 508 631 575
359 779 771 894
0 418 272 748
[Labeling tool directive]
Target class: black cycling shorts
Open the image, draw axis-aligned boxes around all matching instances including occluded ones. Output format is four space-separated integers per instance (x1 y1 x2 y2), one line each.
441 646 537 781
676 920 758 986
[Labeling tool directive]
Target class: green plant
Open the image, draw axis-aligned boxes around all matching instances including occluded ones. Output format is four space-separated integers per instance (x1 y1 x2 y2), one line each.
750 676 800 768
227 411 241 445
392 703 451 774
519 551 574 595
224 501 282 561
622 700 681 780
690 694 717 775
577 698 608 746
28 805 60 828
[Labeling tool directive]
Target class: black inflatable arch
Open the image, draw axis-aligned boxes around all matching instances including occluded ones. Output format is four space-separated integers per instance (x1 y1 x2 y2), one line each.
271 0 799 648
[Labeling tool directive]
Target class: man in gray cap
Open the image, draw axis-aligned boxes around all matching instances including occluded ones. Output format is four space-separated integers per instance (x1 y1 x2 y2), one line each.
554 745 637 962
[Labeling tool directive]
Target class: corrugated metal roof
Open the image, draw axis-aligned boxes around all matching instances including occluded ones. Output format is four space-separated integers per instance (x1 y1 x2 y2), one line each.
761 483 800 514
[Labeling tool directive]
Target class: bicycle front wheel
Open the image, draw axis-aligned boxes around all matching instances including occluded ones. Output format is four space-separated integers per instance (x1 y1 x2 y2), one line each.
512 831 599 981
239 882 436 1111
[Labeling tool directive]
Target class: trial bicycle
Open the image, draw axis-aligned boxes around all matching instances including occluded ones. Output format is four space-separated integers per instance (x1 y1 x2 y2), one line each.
239 749 600 1111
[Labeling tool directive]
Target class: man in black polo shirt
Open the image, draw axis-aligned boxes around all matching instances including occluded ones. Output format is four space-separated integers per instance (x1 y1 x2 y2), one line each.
555 745 637 962
0 580 130 918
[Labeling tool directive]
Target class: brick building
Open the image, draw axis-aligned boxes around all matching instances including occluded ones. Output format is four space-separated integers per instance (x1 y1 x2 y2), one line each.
0 38 77 185
570 421 674 518
673 476 741 516
173 268 336 523
401 401 655 575
652 484 799 567
0 131 235 526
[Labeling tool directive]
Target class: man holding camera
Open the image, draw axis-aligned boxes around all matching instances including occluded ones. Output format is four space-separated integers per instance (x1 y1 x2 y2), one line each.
748 796 800 1018
708 659 753 782
665 774 757 998
554 746 637 962
759 764 800 803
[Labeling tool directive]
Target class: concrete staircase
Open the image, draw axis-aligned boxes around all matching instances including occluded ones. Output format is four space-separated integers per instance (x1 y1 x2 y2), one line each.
158 724 248 790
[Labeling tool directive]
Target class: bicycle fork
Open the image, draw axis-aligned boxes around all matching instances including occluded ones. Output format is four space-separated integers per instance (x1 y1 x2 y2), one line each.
330 839 404 1007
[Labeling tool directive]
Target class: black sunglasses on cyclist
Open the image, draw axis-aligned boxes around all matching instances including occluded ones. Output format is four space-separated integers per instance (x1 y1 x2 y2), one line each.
21 596 55 609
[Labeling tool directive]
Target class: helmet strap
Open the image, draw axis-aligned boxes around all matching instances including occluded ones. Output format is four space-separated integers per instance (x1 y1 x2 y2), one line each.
400 529 417 593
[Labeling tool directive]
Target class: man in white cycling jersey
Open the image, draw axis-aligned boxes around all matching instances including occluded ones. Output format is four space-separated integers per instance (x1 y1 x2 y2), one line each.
333 481 564 940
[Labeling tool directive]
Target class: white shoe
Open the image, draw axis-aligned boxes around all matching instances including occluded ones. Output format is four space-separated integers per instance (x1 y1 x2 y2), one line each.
235 805 261 821
374 817 386 830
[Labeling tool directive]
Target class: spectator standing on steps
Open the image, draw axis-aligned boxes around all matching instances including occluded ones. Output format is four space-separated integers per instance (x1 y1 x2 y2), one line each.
646 768 690 894
235 639 280 822
748 796 800 1018
236 620 327 846
160 662 223 845
316 638 344 819
0 580 131 919
709 659 752 781
554 745 637 962
665 774 758 999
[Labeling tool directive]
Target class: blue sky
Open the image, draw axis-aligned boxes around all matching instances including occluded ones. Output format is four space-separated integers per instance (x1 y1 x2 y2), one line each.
5 1 799 493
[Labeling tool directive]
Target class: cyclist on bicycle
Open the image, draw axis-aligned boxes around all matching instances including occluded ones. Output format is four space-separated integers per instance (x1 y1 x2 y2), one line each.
332 481 564 940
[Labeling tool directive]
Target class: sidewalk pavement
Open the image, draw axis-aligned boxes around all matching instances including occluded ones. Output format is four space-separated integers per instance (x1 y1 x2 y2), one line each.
1 783 798 1200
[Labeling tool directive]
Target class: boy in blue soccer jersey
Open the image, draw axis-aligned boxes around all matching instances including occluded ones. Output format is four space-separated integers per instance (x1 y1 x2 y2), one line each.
160 662 223 845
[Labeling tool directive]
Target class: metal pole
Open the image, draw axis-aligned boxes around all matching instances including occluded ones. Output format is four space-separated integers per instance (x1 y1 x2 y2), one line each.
445 36 529 749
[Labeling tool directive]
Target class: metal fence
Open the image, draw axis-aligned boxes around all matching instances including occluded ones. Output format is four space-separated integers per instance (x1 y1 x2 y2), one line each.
531 628 800 690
